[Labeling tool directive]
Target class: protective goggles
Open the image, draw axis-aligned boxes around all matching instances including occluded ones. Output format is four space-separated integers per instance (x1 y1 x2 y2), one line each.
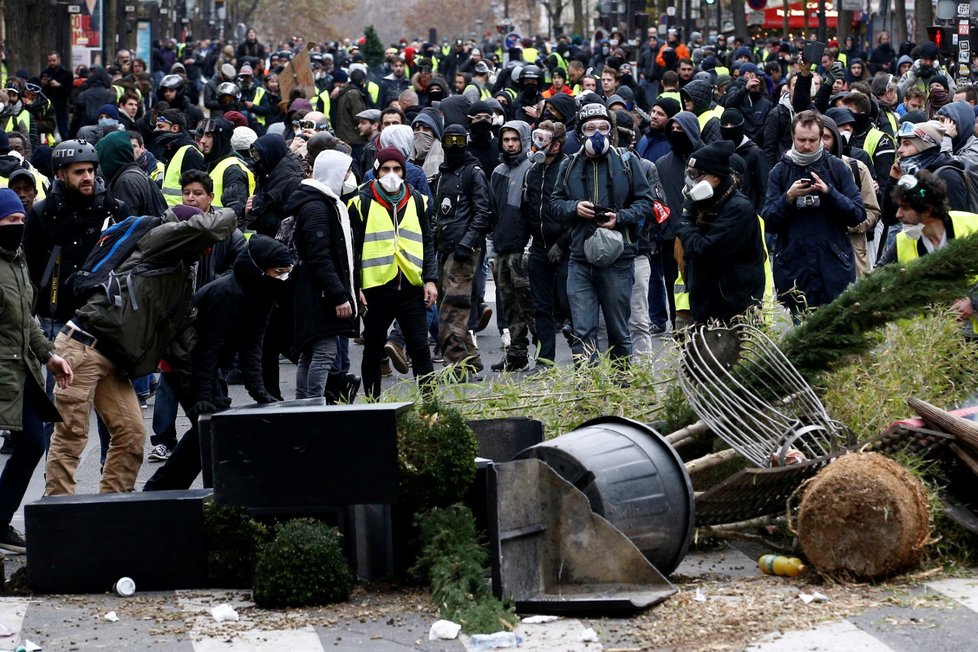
896 121 941 148
581 121 611 137
25 82 42 94
896 174 927 197
531 129 553 150
442 133 467 148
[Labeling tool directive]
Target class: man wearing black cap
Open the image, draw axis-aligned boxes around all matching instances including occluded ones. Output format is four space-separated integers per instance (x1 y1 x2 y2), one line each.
8 169 39 213
719 108 770 214
155 108 206 207
199 117 255 227
432 124 492 380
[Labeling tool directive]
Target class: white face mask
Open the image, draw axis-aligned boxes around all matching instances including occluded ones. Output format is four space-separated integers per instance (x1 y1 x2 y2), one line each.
379 172 403 193
902 222 925 240
342 174 358 195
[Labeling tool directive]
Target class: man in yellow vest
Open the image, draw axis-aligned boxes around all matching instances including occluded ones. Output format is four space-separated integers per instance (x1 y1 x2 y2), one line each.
349 146 437 398
881 169 978 335
198 117 255 228
155 109 205 207
463 61 493 103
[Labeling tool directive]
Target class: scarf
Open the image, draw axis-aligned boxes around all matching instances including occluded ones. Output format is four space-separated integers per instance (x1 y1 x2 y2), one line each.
299 177 357 315
785 144 824 167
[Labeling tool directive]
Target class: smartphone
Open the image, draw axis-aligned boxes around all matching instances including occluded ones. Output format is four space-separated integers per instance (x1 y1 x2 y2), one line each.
802 41 826 66
798 178 812 187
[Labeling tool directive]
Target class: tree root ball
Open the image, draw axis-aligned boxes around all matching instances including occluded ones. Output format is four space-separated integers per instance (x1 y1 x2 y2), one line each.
797 452 930 579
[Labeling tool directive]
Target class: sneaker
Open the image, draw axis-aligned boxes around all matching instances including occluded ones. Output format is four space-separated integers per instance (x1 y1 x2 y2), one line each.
148 444 171 462
380 359 393 377
475 303 493 333
0 525 26 554
469 330 479 350
490 357 529 372
385 342 410 374
561 322 575 345
650 323 667 337
501 328 511 349
138 393 150 409
431 347 445 364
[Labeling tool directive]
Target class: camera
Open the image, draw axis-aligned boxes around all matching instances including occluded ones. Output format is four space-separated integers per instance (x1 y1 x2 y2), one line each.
796 195 821 209
593 204 615 224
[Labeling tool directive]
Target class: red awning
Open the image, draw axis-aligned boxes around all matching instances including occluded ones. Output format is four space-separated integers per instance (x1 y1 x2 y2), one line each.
762 1 838 29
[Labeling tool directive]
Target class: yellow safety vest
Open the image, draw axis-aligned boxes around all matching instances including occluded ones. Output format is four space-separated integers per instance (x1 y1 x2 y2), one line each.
0 169 48 202
3 109 31 134
697 105 723 131
523 47 539 64
838 53 848 66
366 81 380 106
251 87 266 126
883 110 898 136
464 83 492 101
210 156 256 209
314 89 331 116
659 90 682 104
150 160 165 183
161 144 201 207
355 192 426 289
113 84 143 103
863 127 885 159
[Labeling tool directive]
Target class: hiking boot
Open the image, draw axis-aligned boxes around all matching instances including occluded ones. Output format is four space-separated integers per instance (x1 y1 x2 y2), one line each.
385 342 410 374
490 357 529 372
0 525 26 554
147 444 171 462
475 303 493 332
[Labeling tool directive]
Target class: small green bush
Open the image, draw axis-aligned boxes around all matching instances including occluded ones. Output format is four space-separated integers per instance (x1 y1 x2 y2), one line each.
203 504 272 588
252 519 353 608
397 401 477 512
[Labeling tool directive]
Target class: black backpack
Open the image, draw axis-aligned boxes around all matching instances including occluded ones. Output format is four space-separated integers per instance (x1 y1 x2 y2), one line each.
70 215 163 297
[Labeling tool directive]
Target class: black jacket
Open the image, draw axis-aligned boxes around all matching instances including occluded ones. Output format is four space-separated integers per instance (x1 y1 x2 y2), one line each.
24 179 130 321
109 165 168 217
431 152 493 254
70 67 116 136
249 134 304 237
676 177 766 323
205 134 251 226
287 183 358 349
192 249 277 404
734 139 771 214
523 153 571 253
721 79 773 142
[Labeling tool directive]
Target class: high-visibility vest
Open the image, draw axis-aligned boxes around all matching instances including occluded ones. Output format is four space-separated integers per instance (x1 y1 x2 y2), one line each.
149 159 165 183
714 65 730 77
464 83 492 101
697 105 723 131
250 87 267 126
838 53 848 66
113 84 143 104
523 47 540 64
355 191 426 289
161 144 201 206
0 169 47 202
366 81 380 106
863 127 886 159
314 89 331 116
882 109 898 136
659 90 682 104
3 109 31 134
210 156 255 208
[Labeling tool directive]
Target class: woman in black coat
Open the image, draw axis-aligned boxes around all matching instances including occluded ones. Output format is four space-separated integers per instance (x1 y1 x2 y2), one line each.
288 149 359 399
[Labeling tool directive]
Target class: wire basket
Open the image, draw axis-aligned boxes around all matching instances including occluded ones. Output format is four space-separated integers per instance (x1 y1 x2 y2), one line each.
678 324 853 468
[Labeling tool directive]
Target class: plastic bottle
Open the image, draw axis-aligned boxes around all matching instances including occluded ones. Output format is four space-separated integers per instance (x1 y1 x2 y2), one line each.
469 631 524 650
758 554 808 577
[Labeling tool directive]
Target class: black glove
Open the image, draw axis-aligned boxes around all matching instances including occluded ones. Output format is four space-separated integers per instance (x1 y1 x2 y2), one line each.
547 243 564 264
453 243 474 264
191 400 217 418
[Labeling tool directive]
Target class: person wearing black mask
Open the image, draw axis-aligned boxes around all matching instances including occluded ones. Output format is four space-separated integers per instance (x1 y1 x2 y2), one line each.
424 76 449 107
842 91 895 185
541 93 580 154
466 101 499 172
516 66 544 126
719 108 770 214
654 111 701 328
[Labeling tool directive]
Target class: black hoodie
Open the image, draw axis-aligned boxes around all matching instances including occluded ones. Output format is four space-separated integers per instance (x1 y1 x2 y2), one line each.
71 66 117 135
205 118 252 225
249 133 304 236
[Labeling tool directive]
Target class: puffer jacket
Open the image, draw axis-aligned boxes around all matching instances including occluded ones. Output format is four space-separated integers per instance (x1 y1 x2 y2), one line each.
431 151 492 254
550 147 654 262
523 152 570 253
74 208 236 376
489 120 533 254
0 245 58 429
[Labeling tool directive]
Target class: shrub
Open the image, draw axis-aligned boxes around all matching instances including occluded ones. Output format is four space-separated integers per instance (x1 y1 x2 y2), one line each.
204 504 272 588
252 519 353 608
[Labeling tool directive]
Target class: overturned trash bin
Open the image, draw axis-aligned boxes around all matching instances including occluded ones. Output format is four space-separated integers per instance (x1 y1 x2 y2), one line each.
516 416 694 575
490 458 676 615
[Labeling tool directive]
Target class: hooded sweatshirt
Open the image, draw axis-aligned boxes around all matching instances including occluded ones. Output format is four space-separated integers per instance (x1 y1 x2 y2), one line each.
937 101 978 169
249 133 304 236
95 130 167 217
680 79 721 144
489 120 533 253
544 93 581 154
362 125 433 206
72 66 116 132
655 111 702 241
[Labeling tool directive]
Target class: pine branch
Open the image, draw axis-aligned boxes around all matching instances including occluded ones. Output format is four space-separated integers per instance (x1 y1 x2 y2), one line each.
780 232 978 378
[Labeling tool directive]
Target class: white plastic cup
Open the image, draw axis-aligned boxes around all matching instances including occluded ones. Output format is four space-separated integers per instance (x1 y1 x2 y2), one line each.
113 576 136 597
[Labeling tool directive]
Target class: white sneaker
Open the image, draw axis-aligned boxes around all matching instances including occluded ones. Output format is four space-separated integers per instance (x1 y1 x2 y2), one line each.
469 330 479 350
501 328 511 349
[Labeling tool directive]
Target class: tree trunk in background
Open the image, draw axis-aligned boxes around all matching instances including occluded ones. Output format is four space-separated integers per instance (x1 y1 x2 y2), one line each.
783 0 790 38
731 0 747 39
893 0 908 45
913 0 932 46
837 10 851 44
573 0 586 37
4 0 55 74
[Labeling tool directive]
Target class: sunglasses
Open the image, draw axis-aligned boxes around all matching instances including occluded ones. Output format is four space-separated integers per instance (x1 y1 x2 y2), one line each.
442 134 467 148
581 122 611 137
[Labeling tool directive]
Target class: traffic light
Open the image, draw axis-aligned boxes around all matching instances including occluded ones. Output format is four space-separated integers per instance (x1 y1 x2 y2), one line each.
927 26 954 55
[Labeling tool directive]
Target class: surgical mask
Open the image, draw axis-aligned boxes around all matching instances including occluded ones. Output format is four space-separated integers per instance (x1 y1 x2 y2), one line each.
840 130 852 142
683 175 715 202
0 224 25 251
584 131 610 157
99 118 119 129
342 174 358 195
267 271 290 282
379 172 403 193
902 222 925 240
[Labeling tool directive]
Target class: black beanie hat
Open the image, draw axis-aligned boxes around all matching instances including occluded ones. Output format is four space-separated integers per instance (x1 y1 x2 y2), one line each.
720 107 744 127
248 234 292 270
687 140 736 177
652 97 681 119
468 100 493 116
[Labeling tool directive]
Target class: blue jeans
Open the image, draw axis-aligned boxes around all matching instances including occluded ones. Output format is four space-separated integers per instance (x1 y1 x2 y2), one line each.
332 337 351 373
647 250 668 331
567 257 634 362
296 336 339 399
151 374 179 449
0 381 48 526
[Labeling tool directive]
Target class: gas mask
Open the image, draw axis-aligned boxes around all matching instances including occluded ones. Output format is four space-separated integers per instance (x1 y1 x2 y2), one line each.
529 128 552 163
584 131 610 157
683 174 714 202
